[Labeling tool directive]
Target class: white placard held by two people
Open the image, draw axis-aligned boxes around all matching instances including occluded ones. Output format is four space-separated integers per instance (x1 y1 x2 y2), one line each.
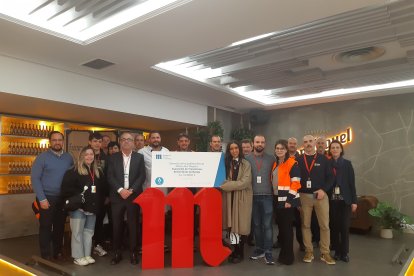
150 152 225 188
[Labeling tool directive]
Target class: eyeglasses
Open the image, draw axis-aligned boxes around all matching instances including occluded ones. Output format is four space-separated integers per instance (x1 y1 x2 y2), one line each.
50 139 63 142
120 138 133 142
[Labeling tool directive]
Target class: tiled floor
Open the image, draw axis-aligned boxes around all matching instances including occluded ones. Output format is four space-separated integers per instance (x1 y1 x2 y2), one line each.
0 231 413 276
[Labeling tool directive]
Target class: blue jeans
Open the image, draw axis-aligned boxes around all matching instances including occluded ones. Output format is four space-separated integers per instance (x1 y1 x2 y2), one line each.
252 195 273 253
69 209 96 259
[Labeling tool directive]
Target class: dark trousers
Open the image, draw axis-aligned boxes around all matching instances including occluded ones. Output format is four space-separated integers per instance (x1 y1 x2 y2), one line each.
37 196 66 258
330 200 351 256
112 200 140 253
294 208 304 246
94 201 112 245
276 208 295 265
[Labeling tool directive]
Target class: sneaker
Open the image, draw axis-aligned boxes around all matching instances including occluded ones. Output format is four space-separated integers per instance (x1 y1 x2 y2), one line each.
321 253 336 265
74 257 89 266
85 256 95 264
94 244 108 257
265 253 275 265
250 249 265 260
303 252 314 263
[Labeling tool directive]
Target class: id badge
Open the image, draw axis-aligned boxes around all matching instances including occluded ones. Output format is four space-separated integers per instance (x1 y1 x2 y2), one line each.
334 186 340 195
306 180 312 188
257 176 262 184
91 185 96 193
124 174 129 186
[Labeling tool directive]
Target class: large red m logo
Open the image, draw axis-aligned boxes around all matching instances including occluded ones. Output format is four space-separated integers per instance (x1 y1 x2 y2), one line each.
134 187 231 269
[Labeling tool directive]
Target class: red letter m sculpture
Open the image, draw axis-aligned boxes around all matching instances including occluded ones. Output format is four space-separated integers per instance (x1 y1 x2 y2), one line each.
134 187 231 269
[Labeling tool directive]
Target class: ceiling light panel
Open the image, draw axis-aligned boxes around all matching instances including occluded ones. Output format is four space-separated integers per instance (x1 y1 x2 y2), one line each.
154 0 414 107
0 0 192 44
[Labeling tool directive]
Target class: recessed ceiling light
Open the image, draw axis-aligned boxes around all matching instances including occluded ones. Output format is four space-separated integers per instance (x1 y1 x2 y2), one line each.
0 0 192 45
334 46 385 64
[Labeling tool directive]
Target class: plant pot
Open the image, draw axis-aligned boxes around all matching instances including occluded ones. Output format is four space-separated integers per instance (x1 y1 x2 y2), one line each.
380 228 393 239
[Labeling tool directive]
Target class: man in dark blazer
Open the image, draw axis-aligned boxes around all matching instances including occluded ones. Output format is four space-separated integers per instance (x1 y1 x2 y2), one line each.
107 131 146 265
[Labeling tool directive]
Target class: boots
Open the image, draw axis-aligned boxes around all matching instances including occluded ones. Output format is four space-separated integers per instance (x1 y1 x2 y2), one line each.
231 241 244 264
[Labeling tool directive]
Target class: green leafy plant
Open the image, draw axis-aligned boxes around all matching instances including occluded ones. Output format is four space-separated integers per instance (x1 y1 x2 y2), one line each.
368 202 411 230
194 121 224 152
230 127 254 142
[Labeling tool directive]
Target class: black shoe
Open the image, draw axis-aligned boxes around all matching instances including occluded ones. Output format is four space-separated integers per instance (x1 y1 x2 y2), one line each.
341 255 349 262
334 253 340 261
111 253 122 265
130 253 139 265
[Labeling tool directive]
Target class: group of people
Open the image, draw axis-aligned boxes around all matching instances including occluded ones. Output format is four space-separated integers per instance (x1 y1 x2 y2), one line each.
31 129 357 268
221 135 357 266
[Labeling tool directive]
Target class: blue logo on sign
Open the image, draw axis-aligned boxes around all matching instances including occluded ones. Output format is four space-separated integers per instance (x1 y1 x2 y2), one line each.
155 177 164 185
156 154 162 159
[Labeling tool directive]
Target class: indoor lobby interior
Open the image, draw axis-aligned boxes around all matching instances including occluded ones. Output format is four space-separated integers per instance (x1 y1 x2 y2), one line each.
0 0 414 275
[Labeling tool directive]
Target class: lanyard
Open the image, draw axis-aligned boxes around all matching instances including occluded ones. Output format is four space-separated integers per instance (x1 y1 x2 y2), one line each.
88 167 95 185
304 153 317 176
253 154 264 173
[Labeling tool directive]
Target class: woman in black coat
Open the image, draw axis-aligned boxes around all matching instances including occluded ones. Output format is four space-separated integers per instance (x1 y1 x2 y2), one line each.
328 140 357 263
61 146 104 266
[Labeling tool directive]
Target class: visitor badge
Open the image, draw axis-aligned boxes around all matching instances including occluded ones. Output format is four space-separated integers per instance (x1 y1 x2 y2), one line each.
306 180 312 188
257 176 262 184
335 186 340 195
91 185 96 193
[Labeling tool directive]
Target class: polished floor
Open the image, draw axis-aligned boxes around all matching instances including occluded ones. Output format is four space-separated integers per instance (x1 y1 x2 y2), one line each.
0 231 413 276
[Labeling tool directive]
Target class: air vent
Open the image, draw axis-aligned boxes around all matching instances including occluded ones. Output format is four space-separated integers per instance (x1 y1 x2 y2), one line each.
334 46 385 64
82 59 115 70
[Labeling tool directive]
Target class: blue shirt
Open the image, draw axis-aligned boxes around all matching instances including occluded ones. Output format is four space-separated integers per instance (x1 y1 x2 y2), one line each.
31 150 74 201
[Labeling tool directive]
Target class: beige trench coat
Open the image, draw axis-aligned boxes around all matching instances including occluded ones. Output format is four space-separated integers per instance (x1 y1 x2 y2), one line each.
221 159 253 235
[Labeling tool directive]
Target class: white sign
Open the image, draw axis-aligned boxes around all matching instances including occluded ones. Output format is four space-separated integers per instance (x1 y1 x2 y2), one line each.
151 152 226 188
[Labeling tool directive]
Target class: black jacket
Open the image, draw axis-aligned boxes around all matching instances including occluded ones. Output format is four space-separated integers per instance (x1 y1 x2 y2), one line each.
297 153 334 194
61 165 104 214
107 151 146 203
328 157 357 205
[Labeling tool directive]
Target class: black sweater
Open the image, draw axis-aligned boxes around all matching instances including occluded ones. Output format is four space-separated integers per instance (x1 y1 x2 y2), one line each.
61 166 104 214
297 153 334 194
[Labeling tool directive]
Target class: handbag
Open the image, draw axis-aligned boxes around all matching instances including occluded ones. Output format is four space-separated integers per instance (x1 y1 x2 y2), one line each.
64 186 88 211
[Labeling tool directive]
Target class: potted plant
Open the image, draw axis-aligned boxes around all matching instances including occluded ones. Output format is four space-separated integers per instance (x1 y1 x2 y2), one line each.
368 202 411 239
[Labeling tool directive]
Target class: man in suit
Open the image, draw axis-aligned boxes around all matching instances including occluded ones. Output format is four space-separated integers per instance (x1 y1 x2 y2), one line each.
107 131 146 265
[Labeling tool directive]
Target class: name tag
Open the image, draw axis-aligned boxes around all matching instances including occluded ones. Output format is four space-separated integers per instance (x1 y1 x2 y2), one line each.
334 186 340 195
306 180 312 188
257 176 262 184
314 163 320 166
124 174 129 187
91 185 96 193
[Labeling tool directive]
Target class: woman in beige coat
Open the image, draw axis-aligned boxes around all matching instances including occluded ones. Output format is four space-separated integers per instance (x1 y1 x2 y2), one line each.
221 141 253 263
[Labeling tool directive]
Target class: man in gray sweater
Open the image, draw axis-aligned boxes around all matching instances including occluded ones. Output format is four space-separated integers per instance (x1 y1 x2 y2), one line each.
32 131 73 260
245 135 276 265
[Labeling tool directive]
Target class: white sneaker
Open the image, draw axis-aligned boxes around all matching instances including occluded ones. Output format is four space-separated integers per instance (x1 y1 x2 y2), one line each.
93 244 107 256
74 257 89 266
85 256 95 264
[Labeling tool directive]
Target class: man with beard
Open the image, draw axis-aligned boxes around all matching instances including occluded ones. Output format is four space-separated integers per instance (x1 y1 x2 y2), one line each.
297 135 335 264
138 131 169 192
245 135 276 265
31 131 74 260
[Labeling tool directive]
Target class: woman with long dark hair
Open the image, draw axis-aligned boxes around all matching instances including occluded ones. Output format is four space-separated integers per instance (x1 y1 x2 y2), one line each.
220 141 252 263
328 140 357 263
61 146 104 266
271 139 301 265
